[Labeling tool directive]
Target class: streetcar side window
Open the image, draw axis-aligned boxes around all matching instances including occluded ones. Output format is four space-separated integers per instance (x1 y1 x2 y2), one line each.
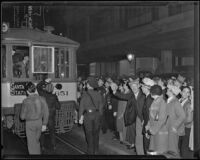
2 45 6 78
12 46 30 78
55 48 69 78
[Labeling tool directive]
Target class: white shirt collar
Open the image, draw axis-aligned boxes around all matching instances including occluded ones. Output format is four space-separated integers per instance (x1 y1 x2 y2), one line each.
134 91 139 99
167 96 174 104
146 93 150 97
180 98 188 106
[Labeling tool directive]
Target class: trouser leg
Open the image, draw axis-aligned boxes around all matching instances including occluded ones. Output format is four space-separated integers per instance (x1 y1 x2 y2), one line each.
143 135 150 155
26 120 42 155
135 117 144 155
84 114 95 154
48 119 56 148
94 113 101 154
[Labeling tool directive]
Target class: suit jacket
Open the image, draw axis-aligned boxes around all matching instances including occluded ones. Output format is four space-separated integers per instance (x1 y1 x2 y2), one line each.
135 90 146 122
110 94 119 112
166 97 186 136
114 91 137 126
142 94 154 134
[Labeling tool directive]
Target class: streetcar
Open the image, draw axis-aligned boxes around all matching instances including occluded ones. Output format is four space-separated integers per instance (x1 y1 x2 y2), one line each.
1 25 80 137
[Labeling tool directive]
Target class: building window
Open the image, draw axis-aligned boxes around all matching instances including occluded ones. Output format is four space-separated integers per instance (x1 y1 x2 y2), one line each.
2 45 6 78
55 48 69 79
168 2 194 16
12 46 29 78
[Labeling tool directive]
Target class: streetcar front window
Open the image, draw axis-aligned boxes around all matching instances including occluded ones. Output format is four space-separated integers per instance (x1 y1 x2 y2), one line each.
12 46 29 79
31 46 54 81
2 45 6 78
55 48 69 79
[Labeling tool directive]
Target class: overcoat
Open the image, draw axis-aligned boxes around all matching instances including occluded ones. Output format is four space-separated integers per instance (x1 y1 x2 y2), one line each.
148 95 168 154
166 97 186 156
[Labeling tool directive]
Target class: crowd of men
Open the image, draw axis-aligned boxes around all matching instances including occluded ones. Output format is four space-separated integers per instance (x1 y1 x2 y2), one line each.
76 74 194 158
19 72 194 157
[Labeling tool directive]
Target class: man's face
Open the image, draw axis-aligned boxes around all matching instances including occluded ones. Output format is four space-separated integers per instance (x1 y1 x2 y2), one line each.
130 83 139 93
24 56 29 64
166 88 173 97
105 81 110 88
158 79 164 87
98 79 104 87
141 85 149 94
174 80 182 88
119 85 124 92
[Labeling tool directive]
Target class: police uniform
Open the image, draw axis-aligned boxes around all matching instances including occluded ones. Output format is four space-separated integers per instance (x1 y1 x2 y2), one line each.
79 77 104 154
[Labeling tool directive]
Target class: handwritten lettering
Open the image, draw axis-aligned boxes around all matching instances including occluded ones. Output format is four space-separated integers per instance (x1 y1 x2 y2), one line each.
10 82 27 96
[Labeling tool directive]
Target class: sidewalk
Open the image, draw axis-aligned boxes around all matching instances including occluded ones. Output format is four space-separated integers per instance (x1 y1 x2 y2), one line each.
57 123 136 155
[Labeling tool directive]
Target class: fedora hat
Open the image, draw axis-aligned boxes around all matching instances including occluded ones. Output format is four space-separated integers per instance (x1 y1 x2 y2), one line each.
167 84 181 96
142 77 155 88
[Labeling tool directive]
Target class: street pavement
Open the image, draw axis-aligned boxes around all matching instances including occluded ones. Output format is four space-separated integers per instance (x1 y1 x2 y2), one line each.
57 123 136 155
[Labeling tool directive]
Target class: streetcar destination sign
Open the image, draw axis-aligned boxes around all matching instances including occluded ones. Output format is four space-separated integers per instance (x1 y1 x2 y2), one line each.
10 82 28 96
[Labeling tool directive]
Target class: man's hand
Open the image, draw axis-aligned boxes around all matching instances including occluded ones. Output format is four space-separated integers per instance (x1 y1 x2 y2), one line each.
42 125 47 132
145 133 150 139
108 105 112 110
145 125 150 131
110 83 118 93
79 115 84 125
113 112 117 117
172 127 177 133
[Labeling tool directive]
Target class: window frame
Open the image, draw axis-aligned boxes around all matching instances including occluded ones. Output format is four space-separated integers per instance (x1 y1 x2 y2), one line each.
31 46 55 74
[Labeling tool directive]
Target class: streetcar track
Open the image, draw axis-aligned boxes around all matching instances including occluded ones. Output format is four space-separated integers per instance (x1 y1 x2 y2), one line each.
12 132 86 155
55 135 86 154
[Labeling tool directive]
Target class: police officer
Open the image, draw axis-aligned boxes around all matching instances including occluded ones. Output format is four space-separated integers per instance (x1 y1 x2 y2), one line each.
79 76 104 154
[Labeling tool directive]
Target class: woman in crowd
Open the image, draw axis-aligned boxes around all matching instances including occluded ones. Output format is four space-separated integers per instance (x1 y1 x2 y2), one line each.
145 85 168 155
166 84 186 157
179 86 193 158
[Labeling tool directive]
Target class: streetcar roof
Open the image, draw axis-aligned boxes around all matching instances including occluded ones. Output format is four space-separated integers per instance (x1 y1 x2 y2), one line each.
2 28 80 47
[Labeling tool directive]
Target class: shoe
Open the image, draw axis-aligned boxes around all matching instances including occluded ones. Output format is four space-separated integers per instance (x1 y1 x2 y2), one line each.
120 141 124 144
41 147 46 154
112 137 118 141
53 146 56 151
127 144 135 150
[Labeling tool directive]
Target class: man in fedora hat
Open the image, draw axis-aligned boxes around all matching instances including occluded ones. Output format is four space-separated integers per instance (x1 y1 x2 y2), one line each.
128 77 146 154
79 76 104 154
141 77 155 154
111 76 146 154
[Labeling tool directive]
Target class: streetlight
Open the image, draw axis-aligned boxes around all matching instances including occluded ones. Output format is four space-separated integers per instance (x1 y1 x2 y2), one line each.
127 53 136 75
127 53 135 62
